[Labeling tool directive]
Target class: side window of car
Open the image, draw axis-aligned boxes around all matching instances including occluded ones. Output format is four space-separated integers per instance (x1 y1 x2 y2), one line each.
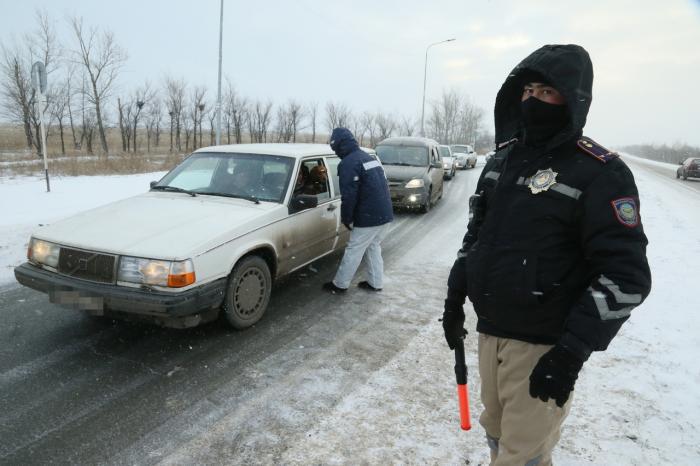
325 156 341 198
293 158 330 202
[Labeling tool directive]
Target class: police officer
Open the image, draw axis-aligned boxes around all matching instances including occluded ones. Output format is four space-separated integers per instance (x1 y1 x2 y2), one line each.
323 127 393 293
442 44 651 465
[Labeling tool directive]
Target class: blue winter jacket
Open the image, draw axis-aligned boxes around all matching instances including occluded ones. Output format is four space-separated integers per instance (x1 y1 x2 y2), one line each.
330 128 394 228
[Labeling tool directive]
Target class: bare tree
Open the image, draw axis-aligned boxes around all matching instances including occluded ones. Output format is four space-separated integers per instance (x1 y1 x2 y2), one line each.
70 16 127 155
164 76 186 151
144 93 162 152
325 101 351 132
48 80 70 154
375 112 397 142
189 85 206 150
399 116 416 136
307 101 318 143
0 9 59 151
248 100 273 143
223 79 248 144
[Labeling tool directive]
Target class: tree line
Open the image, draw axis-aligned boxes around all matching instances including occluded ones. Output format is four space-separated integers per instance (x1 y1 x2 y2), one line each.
1 10 491 158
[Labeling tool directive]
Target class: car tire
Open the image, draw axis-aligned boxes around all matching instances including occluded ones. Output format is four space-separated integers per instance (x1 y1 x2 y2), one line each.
223 255 272 329
677 171 680 179
683 172 688 180
421 188 432 213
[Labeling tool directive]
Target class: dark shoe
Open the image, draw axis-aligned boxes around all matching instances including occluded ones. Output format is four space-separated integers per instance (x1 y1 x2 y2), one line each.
322 281 347 294
358 281 382 291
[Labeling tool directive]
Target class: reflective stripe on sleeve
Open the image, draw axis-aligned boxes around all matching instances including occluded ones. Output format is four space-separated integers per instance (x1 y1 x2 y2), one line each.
484 171 500 181
363 160 382 171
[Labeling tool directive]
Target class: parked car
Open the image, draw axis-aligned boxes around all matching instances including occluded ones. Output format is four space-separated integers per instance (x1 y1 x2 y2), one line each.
677 157 700 180
450 144 477 169
375 136 444 213
438 145 457 179
14 144 350 329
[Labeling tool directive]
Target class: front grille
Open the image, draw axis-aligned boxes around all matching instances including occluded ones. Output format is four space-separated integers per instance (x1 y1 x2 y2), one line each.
58 247 116 283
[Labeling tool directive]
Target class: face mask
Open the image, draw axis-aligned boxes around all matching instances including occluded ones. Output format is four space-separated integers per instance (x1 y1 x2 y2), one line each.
521 97 569 146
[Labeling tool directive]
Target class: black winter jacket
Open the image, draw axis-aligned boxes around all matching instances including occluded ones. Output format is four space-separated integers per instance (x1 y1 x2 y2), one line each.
448 44 651 360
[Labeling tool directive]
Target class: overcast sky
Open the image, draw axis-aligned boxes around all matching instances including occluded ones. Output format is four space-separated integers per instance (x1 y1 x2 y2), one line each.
2 0 699 147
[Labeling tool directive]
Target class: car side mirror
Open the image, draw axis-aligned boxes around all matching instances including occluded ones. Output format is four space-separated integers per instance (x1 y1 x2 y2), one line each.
150 180 158 188
431 161 442 169
289 194 319 213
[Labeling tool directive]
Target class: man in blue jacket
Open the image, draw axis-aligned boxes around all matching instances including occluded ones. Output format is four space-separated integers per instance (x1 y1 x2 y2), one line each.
323 127 394 293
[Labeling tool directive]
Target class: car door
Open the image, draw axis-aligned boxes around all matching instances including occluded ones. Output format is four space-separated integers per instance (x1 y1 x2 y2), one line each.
324 155 349 248
282 157 339 271
429 145 444 202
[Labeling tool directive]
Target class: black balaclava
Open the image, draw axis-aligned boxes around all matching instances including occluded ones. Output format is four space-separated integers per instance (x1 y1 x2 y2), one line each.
521 97 569 147
518 70 570 147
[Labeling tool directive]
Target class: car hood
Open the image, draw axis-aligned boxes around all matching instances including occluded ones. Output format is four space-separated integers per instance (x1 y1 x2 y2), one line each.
33 192 280 260
382 165 428 182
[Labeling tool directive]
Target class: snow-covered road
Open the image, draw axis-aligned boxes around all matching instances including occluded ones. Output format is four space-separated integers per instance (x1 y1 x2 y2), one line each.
0 156 698 464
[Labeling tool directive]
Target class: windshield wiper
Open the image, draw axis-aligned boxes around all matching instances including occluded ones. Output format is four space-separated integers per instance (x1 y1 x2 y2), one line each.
199 191 260 204
151 185 197 197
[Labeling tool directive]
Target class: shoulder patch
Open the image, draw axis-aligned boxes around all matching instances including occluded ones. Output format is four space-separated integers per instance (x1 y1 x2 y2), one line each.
497 137 518 150
577 136 619 163
611 197 639 227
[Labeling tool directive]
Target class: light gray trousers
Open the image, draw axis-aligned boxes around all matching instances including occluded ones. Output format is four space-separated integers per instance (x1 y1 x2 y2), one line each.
332 222 390 289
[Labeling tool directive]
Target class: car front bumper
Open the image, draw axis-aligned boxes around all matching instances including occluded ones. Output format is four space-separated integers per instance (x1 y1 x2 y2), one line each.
388 187 427 208
15 262 227 322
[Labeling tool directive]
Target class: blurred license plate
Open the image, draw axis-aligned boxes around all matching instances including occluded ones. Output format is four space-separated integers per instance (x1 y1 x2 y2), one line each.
49 290 104 311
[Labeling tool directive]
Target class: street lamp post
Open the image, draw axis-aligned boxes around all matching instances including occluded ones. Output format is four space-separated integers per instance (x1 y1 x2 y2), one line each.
420 38 456 137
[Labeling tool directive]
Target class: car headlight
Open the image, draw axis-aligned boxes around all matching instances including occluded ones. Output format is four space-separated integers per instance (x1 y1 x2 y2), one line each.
405 179 424 188
443 163 449 168
28 238 60 268
118 257 196 288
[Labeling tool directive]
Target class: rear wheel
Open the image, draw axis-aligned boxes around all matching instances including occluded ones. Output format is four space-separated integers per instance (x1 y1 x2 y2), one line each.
676 171 680 179
223 255 272 329
683 172 688 180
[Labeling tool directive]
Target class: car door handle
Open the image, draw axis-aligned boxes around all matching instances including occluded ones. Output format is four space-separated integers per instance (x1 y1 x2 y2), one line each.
327 204 337 211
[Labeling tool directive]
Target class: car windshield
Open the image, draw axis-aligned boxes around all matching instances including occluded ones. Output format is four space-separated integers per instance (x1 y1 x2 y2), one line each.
375 145 429 166
438 146 451 158
451 145 472 154
154 152 294 203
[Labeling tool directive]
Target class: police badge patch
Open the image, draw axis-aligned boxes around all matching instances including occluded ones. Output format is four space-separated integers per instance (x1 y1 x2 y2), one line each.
528 168 558 194
611 197 639 227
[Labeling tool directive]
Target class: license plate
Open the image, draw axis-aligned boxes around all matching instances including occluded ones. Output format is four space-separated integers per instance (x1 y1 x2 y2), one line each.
49 289 104 311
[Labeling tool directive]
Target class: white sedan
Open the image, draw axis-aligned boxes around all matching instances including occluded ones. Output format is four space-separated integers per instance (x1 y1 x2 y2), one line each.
15 144 349 329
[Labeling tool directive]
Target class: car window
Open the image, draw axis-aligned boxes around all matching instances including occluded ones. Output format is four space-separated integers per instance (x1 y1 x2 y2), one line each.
325 156 341 198
432 147 441 163
156 152 294 203
438 146 451 158
292 158 330 202
376 145 429 166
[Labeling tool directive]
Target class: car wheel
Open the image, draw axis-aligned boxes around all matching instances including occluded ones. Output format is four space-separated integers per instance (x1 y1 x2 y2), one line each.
421 188 432 213
223 255 272 329
683 172 688 180
677 171 680 179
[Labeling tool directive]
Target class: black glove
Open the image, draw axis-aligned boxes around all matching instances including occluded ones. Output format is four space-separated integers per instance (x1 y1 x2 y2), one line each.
529 344 584 407
441 301 467 350
343 222 353 231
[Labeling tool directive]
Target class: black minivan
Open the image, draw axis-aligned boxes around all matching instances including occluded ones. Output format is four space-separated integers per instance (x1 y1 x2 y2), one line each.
375 137 444 213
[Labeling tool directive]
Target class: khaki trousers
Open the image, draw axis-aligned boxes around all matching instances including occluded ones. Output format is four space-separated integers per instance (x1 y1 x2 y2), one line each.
478 333 573 466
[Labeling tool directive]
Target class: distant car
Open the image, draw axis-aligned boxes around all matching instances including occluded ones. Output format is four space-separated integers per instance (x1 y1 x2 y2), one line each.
484 150 496 164
450 144 477 169
14 144 350 329
677 157 700 180
375 136 444 213
438 145 457 179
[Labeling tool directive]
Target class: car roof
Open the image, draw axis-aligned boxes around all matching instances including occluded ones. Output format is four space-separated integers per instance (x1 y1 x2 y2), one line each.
376 136 438 147
194 143 335 158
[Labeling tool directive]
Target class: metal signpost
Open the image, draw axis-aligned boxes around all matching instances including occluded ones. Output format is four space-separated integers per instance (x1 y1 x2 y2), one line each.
31 61 50 192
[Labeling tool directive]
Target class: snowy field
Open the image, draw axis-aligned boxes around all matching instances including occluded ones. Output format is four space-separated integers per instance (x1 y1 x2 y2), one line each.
1 157 699 464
